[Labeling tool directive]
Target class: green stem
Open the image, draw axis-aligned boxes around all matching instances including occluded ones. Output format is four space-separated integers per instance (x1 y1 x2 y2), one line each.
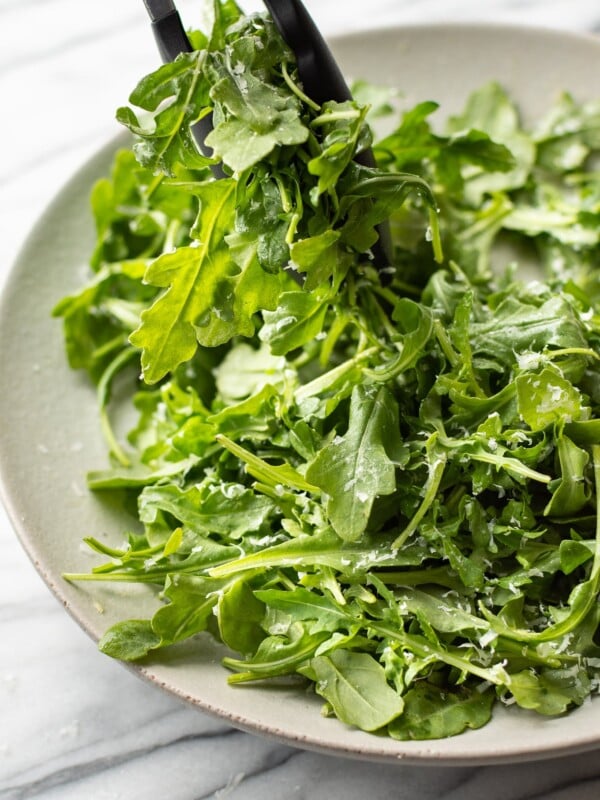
369 620 508 685
281 62 320 112
428 206 444 264
145 172 165 202
546 347 600 362
392 450 447 550
91 333 130 363
62 571 166 584
373 566 461 590
311 109 361 126
433 319 460 367
97 347 138 467
294 346 378 403
467 451 550 484
163 219 181 253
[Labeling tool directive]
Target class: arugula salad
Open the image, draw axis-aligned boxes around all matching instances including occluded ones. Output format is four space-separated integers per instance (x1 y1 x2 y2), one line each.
56 1 600 739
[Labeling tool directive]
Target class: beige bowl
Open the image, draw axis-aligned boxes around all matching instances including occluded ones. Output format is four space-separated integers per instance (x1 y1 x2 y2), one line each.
2 22 600 765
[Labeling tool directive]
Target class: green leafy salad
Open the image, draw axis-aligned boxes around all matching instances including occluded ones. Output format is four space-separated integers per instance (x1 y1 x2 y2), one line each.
56 0 600 739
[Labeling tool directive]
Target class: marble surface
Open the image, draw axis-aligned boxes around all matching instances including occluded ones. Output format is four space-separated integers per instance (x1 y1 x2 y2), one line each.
2 1 600 797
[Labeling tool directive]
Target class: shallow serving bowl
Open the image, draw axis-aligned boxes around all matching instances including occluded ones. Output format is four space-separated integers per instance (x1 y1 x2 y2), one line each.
2 22 600 765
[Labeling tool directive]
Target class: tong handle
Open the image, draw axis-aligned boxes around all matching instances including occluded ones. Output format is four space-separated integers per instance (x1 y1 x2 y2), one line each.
147 6 190 61
144 1 190 61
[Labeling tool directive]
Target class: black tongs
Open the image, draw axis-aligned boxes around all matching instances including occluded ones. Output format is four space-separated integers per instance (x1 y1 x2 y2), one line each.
142 0 391 267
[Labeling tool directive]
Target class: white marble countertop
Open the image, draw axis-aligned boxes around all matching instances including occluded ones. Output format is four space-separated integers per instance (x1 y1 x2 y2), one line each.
2 1 600 797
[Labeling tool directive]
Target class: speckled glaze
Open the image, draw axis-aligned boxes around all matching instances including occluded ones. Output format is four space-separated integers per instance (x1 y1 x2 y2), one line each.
3 4 600 797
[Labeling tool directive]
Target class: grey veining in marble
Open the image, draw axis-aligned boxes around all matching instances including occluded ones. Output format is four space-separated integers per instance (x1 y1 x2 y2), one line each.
2 1 600 798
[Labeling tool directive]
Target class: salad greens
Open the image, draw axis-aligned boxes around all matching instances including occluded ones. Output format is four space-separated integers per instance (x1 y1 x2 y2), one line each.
56 0 600 740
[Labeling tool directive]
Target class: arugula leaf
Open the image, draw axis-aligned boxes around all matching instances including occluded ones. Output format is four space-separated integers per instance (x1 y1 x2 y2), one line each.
218 577 266 653
509 667 591 715
138 480 275 538
151 574 226 647
130 179 237 382
305 649 404 731
224 622 330 682
306 385 402 541
446 81 534 201
117 53 213 175
535 92 600 171
255 587 353 633
289 231 350 291
388 682 494 740
259 290 331 355
308 101 371 198
544 434 590 517
205 97 307 173
99 620 161 661
516 369 583 432
204 21 309 171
